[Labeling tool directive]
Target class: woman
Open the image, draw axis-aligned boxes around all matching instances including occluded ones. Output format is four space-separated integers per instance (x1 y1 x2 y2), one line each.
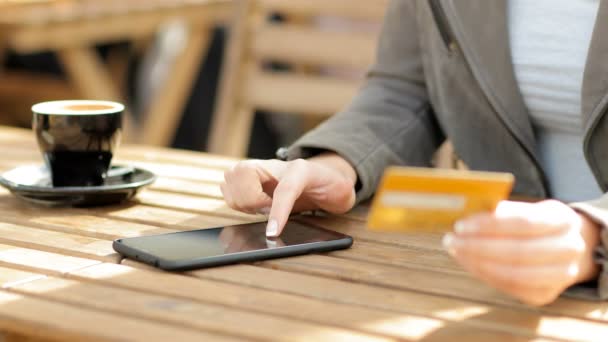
220 0 608 305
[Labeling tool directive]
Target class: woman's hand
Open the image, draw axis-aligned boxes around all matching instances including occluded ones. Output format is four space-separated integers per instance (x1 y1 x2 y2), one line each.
443 200 601 306
221 153 357 237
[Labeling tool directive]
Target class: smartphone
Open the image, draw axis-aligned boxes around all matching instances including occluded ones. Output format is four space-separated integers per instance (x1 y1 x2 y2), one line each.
113 220 353 271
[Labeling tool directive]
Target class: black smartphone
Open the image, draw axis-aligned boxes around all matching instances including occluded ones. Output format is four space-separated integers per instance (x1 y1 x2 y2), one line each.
113 220 353 271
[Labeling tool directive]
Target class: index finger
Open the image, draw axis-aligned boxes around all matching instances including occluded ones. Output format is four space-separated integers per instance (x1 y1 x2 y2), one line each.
266 161 309 237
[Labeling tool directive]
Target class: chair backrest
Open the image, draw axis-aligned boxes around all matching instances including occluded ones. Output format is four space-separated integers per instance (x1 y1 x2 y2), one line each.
207 0 388 157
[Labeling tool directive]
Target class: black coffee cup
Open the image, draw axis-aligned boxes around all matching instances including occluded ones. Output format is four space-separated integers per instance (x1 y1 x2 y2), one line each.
32 100 124 187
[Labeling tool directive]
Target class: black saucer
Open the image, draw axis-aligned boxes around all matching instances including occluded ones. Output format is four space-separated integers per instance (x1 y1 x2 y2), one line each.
0 164 156 207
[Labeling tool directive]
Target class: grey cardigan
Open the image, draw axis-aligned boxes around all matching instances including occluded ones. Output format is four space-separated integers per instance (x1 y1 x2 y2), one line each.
285 0 608 300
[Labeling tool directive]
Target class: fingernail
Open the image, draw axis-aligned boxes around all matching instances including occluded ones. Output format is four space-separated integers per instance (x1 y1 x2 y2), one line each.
258 207 271 215
266 219 278 237
454 219 477 234
442 233 456 255
442 233 453 247
265 238 278 248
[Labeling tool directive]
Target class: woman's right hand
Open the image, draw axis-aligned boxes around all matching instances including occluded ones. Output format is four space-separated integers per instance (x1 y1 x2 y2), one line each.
220 153 358 237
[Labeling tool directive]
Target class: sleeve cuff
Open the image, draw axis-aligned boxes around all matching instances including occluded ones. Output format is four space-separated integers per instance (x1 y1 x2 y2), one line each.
282 131 390 204
565 200 608 300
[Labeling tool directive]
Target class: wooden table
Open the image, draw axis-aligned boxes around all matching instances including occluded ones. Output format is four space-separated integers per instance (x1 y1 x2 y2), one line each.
0 0 233 145
0 126 606 341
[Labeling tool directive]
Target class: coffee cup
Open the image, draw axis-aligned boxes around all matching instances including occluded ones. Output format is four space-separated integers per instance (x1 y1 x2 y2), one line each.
32 100 124 187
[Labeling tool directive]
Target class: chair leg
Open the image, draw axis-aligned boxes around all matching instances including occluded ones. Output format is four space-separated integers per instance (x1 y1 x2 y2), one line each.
207 0 252 156
225 106 256 157
56 47 135 142
139 27 212 146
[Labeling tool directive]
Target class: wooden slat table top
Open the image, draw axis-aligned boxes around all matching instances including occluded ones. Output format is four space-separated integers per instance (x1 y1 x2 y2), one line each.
0 126 606 341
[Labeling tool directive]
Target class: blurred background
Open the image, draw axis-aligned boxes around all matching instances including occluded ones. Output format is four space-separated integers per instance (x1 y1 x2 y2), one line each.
0 0 386 159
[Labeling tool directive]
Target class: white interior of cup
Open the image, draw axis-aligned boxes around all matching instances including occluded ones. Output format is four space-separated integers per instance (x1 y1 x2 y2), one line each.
32 100 124 115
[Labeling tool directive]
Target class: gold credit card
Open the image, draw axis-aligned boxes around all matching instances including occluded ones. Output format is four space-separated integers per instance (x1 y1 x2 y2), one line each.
367 166 514 232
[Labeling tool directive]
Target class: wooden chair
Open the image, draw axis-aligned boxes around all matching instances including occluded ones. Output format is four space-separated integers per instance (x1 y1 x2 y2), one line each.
207 0 388 157
208 0 459 169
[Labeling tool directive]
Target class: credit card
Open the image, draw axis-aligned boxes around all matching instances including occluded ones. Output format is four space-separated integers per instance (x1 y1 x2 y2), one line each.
367 166 514 232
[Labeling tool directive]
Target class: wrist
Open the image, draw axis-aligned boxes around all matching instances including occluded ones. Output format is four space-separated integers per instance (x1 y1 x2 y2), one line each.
308 152 358 186
574 213 601 284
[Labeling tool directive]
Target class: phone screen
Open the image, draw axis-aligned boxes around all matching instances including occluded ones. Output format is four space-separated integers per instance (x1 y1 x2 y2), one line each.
116 221 349 262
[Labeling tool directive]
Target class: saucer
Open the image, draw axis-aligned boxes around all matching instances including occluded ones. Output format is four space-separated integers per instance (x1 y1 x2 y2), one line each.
0 164 156 207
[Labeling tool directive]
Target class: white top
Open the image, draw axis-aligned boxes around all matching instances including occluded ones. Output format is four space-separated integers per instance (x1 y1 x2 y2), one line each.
508 0 602 201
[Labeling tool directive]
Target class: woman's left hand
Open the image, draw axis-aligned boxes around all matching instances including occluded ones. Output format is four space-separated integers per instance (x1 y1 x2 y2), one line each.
443 200 601 306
